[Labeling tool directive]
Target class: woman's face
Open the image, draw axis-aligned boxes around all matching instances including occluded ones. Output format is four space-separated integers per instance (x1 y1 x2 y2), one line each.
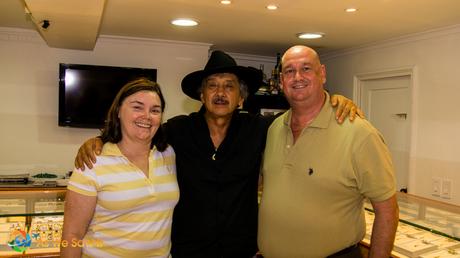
118 90 162 144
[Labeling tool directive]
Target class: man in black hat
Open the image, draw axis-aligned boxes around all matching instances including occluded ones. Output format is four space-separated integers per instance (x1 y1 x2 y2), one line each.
74 50 360 258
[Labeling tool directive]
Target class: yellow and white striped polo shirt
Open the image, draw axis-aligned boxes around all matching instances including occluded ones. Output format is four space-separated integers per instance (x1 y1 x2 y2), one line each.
67 142 179 258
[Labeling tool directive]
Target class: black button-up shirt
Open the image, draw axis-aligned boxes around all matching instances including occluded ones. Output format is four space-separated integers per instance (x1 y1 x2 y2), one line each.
165 107 271 258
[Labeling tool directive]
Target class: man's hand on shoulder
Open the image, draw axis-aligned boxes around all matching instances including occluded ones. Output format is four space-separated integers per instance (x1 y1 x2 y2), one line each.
74 137 103 170
330 94 365 123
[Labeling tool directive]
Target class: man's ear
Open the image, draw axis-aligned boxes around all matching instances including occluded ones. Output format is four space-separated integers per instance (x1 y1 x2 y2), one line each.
238 97 244 108
321 64 327 84
279 75 284 92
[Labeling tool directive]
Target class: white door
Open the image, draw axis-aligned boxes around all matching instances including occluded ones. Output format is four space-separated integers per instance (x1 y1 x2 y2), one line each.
360 75 411 192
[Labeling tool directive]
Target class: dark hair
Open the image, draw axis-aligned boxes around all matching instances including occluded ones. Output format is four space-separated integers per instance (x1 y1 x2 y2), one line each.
100 78 168 151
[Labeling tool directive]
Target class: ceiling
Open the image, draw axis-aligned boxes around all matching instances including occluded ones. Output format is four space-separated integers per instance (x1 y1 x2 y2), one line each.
1 0 460 56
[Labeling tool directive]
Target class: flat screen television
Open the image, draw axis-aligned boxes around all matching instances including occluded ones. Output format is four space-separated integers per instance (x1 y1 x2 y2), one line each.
58 63 157 128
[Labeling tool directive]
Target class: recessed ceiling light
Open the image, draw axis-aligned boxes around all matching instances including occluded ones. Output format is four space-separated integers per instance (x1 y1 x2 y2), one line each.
266 4 278 10
220 0 231 4
297 32 324 39
171 18 198 27
345 7 358 13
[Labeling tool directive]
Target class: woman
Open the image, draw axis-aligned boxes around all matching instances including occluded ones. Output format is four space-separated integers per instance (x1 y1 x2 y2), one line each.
61 78 179 257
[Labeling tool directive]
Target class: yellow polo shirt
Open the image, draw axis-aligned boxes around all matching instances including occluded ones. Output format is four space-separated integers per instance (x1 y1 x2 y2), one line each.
258 92 396 258
68 142 179 258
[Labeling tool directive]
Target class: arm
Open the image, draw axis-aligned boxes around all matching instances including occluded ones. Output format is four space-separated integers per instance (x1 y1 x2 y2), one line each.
61 190 97 258
74 137 103 170
369 194 399 258
330 94 365 123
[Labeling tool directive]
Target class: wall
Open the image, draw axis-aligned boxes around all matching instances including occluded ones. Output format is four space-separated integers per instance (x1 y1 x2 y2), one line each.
0 27 210 176
322 24 460 205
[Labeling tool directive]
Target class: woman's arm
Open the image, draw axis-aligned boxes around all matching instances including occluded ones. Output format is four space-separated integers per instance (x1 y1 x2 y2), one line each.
61 190 97 258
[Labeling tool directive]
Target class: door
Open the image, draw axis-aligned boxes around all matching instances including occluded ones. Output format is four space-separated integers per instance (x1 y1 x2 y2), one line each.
359 75 411 192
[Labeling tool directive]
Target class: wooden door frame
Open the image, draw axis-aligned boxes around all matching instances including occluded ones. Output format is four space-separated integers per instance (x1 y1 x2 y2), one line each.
353 66 418 193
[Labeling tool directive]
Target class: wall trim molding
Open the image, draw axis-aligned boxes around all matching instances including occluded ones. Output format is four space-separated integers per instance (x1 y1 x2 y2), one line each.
0 27 213 49
353 66 415 109
322 24 460 61
99 34 212 49
0 27 42 43
227 52 275 63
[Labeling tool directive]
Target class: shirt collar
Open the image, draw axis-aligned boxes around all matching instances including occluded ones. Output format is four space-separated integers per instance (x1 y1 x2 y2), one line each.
101 142 123 156
101 142 156 157
282 91 333 129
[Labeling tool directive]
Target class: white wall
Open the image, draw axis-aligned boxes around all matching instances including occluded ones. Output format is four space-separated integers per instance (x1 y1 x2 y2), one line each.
0 27 210 176
322 24 460 205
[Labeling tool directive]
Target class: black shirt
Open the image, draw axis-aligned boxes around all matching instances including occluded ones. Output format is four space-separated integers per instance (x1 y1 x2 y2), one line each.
165 107 272 258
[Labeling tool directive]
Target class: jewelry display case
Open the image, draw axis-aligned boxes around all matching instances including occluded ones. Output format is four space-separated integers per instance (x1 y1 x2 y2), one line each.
0 187 66 257
363 192 460 258
2 188 460 257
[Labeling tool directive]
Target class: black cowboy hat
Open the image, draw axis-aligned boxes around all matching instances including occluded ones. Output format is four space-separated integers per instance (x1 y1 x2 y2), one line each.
181 50 263 100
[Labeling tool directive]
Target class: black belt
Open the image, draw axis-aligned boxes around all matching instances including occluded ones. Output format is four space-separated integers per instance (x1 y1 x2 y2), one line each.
327 244 360 257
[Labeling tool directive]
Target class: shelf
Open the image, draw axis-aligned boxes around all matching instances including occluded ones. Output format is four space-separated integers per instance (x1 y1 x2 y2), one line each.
244 94 289 115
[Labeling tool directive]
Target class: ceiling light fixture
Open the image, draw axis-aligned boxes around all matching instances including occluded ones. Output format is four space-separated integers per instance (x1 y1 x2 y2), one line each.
297 32 324 39
171 18 198 27
345 7 358 13
220 0 231 4
266 4 278 10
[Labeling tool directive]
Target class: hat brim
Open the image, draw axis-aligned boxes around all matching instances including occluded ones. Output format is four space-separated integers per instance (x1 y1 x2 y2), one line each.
181 66 262 101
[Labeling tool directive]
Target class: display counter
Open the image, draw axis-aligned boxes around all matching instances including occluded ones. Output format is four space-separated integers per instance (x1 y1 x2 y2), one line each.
0 187 65 257
2 188 460 257
363 192 460 258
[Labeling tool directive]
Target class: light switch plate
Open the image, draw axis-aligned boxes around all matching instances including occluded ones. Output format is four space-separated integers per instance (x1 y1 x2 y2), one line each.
441 179 452 199
431 177 441 197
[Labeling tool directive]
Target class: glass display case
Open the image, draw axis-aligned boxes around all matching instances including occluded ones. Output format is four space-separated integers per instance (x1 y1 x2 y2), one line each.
0 187 66 257
2 188 460 257
363 192 460 258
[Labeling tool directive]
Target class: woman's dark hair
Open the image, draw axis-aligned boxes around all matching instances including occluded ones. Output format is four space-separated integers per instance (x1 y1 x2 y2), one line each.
100 77 168 151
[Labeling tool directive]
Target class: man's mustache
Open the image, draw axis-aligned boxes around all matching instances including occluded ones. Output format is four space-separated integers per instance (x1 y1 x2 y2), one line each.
213 96 229 104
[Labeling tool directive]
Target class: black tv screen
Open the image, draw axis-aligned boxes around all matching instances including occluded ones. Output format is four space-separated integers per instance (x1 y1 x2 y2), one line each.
58 63 157 128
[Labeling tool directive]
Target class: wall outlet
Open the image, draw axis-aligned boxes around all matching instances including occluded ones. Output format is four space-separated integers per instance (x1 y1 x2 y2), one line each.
431 177 441 197
441 178 453 199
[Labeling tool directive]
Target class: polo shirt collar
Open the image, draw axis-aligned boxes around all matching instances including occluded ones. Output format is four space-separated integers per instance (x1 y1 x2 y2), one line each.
282 91 333 129
101 142 156 157
101 142 123 156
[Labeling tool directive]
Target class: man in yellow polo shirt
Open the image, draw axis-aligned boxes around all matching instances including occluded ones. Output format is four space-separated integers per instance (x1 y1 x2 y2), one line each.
258 45 399 258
